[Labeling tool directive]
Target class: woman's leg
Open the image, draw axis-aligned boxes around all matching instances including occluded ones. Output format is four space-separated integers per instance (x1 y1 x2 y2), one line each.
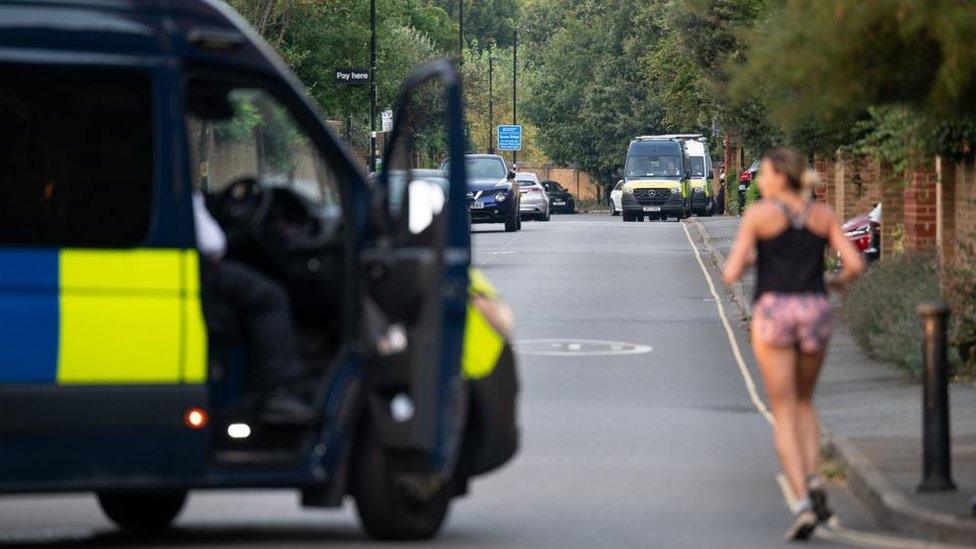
796 351 825 479
752 327 807 501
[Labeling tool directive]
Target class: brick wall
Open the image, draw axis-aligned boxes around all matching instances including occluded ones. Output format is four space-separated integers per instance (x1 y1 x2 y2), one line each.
834 154 882 219
944 153 976 259
519 165 599 201
813 153 833 204
902 157 938 253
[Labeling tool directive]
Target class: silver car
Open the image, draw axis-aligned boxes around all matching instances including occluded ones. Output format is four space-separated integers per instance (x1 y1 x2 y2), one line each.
515 172 551 221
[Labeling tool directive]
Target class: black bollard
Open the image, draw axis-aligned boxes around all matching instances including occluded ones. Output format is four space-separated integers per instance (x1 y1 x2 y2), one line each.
916 301 956 492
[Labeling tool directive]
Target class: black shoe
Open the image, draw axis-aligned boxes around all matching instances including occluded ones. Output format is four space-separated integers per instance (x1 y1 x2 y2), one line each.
807 479 834 522
784 509 818 541
261 389 317 425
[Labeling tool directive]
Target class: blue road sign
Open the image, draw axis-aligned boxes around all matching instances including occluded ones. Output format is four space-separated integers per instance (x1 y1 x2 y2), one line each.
497 125 523 151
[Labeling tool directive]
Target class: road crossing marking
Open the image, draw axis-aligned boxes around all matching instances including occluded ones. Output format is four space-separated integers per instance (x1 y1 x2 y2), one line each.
681 221 965 549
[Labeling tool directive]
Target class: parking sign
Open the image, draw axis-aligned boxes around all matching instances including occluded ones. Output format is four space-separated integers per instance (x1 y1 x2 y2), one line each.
497 125 523 151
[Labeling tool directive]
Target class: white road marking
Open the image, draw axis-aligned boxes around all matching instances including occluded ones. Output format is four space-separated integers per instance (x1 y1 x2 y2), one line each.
680 222 772 424
681 221 964 549
514 338 652 357
473 231 522 266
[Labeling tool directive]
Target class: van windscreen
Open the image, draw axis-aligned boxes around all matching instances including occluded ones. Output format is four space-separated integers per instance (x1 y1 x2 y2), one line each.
625 155 683 178
689 157 706 177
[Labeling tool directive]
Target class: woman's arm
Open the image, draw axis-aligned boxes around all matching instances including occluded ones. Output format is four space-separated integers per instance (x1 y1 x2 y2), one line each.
722 210 757 285
826 209 865 288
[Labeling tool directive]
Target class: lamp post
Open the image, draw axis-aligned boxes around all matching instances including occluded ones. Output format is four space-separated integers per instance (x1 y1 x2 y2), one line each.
369 0 377 173
512 25 518 165
458 0 463 63
488 53 495 154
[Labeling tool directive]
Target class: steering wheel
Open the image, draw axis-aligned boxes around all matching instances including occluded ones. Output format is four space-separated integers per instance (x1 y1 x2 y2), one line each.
211 177 273 242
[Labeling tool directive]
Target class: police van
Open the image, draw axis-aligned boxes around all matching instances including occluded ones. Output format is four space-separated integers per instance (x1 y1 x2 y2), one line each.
620 137 692 222
0 0 517 541
662 134 715 216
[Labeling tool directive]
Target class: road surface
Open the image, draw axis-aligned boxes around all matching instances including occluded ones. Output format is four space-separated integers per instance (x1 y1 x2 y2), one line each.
0 214 911 548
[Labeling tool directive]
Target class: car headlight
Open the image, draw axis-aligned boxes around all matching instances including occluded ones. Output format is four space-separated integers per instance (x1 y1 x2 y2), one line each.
494 192 508 202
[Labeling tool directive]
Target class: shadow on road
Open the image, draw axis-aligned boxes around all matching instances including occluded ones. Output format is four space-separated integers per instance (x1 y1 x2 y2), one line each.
0 524 484 548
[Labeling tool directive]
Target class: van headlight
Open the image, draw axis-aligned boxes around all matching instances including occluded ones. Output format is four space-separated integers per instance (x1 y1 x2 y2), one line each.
671 187 681 194
623 188 634 195
494 192 508 202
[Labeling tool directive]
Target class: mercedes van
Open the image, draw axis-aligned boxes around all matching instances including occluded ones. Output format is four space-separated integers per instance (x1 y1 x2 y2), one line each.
620 137 691 222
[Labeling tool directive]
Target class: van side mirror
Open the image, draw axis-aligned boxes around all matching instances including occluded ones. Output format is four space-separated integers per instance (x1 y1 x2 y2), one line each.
684 169 692 179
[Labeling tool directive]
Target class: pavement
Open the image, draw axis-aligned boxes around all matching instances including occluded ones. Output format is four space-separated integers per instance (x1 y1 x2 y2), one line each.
693 215 976 546
0 213 968 548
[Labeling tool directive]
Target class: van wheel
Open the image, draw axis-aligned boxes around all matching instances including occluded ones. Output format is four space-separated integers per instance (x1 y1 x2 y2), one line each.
352 423 451 541
97 490 186 532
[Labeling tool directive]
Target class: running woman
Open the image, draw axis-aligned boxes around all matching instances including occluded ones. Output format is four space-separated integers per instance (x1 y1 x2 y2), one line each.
722 147 864 540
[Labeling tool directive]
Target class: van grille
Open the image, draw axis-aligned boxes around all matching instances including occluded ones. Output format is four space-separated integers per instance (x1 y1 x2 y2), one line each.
633 188 671 205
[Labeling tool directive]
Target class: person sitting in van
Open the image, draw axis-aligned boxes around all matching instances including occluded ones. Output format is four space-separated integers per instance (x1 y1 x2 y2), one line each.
666 159 680 176
193 189 316 425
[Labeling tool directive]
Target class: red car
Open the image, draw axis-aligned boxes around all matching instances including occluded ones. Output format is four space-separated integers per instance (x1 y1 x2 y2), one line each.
739 159 760 185
842 203 881 261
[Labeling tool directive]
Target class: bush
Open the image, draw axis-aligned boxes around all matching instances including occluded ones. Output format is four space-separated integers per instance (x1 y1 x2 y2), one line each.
744 175 762 210
942 235 976 375
839 253 941 378
725 173 741 216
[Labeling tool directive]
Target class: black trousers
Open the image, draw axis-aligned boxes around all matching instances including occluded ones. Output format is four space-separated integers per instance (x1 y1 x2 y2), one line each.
201 259 304 389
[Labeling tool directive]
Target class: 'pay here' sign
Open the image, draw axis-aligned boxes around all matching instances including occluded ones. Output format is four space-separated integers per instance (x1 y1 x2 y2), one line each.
335 68 370 85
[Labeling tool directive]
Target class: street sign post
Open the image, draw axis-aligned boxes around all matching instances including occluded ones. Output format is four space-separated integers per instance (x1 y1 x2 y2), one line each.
381 109 393 133
335 68 370 85
497 125 522 152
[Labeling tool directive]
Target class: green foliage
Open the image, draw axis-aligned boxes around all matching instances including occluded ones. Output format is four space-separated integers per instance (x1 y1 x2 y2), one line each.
743 176 761 209
840 254 942 378
433 0 521 49
942 234 976 376
734 0 976 155
725 172 741 216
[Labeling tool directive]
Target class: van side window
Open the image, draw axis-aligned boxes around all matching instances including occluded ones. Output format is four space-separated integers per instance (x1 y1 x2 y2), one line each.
185 83 341 214
0 63 154 247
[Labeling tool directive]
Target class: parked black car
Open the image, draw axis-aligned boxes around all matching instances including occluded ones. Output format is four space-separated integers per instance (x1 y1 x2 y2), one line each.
541 180 576 213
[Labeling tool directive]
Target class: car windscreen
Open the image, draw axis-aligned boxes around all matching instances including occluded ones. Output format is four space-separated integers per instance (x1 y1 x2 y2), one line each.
689 157 706 177
465 157 507 180
516 178 539 187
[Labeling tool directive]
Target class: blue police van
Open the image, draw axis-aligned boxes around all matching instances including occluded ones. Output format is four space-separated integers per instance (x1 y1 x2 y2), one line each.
0 0 518 540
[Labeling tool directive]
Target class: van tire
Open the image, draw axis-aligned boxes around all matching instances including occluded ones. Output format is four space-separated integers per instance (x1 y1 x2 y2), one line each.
97 490 186 532
352 423 451 541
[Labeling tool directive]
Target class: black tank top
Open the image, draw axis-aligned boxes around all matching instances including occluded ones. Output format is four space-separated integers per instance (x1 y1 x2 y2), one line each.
754 200 828 301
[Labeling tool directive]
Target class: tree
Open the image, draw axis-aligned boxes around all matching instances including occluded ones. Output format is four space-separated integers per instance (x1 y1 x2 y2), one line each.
732 0 976 156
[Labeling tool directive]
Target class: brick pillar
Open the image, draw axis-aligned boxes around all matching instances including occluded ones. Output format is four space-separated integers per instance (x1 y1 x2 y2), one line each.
813 153 833 204
880 160 904 259
723 134 742 212
937 156 957 262
834 154 882 219
903 156 938 253
954 154 976 255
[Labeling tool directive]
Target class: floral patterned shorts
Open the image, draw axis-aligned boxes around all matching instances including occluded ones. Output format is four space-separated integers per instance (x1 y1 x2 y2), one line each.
752 293 833 353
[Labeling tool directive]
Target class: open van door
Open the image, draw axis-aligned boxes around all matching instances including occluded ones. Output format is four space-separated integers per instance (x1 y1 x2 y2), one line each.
358 59 470 498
